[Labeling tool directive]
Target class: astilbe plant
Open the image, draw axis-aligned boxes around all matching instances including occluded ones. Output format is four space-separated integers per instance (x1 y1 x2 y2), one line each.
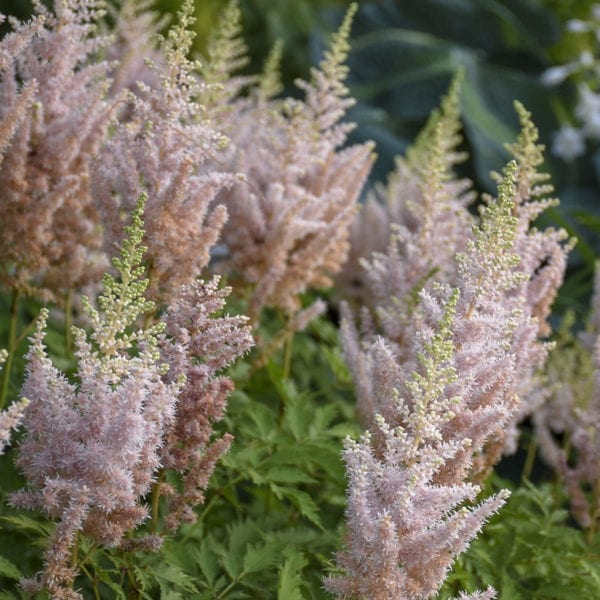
535 267 600 535
328 156 563 598
341 100 571 457
159 276 253 530
0 12 43 161
92 0 233 304
212 3 375 324
327 288 508 599
337 73 475 313
10 196 181 598
0 0 113 302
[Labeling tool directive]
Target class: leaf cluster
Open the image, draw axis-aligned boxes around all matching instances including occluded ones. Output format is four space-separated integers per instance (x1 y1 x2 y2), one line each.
441 477 600 600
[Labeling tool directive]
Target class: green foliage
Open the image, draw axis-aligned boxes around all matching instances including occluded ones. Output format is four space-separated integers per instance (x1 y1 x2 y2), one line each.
174 312 357 598
198 0 249 108
0 296 358 597
327 0 561 186
3 1 600 598
441 478 600 599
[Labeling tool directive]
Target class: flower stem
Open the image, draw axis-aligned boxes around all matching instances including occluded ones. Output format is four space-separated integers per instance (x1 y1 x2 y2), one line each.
65 289 73 355
150 469 165 534
521 431 537 482
283 332 293 379
0 289 20 410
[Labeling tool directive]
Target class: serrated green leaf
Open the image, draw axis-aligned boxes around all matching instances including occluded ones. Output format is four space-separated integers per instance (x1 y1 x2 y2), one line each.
499 569 524 600
321 346 352 384
272 485 323 529
265 466 316 484
301 442 344 480
283 394 311 441
0 515 53 536
154 563 198 593
223 445 269 470
194 538 220 586
242 542 279 574
312 404 339 433
133 565 154 592
266 361 299 404
242 403 277 441
158 590 183 600
0 555 21 580
96 571 128 599
222 521 260 578
278 551 307 600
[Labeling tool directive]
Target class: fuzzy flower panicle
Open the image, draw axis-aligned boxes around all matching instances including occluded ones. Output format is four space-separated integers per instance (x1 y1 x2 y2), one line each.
0 0 113 301
213 3 374 324
330 152 565 597
159 275 254 530
92 0 233 303
327 289 509 599
11 195 180 598
337 72 475 314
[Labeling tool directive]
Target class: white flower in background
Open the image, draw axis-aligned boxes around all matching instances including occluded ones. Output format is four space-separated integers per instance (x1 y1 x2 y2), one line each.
543 4 600 160
580 50 595 67
576 86 600 138
541 63 577 86
552 126 585 161
567 19 592 33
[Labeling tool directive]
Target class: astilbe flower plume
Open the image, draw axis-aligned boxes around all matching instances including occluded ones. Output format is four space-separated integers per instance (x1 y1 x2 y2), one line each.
338 77 476 426
104 0 167 103
489 102 573 454
92 0 233 304
0 0 113 301
341 102 571 460
534 267 600 532
327 288 507 599
0 12 44 161
337 73 475 312
328 160 556 598
159 276 253 530
11 195 181 598
213 3 375 323
196 0 253 123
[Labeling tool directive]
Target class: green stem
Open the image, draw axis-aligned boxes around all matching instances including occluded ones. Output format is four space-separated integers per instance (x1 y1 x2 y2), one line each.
191 474 246 535
150 469 165 534
587 480 600 545
217 572 248 599
521 431 537 482
0 289 20 410
122 553 140 598
71 532 80 569
283 333 293 379
13 317 36 349
79 562 100 600
65 289 73 355
93 580 101 600
78 542 98 569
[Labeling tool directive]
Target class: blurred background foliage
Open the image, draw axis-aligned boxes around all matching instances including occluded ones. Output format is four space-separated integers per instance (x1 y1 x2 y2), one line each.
2 0 600 313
